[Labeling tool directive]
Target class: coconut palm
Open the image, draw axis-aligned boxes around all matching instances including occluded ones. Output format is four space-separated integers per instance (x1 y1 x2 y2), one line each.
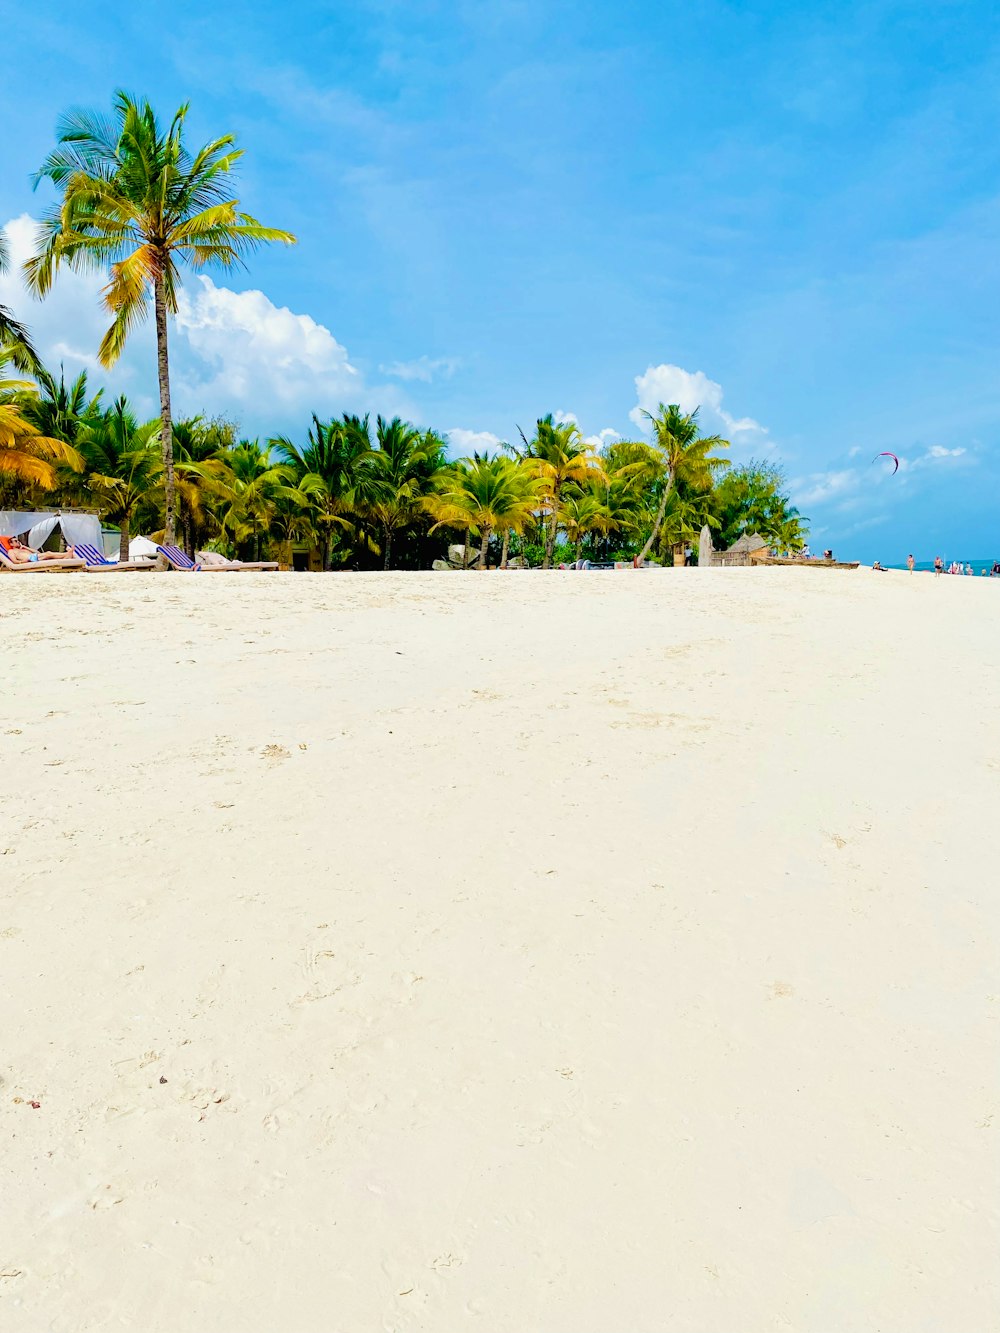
425 454 541 568
77 397 161 560
559 490 613 563
18 363 101 445
27 90 296 543
208 440 295 560
0 353 81 495
172 416 238 556
656 487 719 565
370 418 448 569
0 234 40 374
272 414 380 569
634 405 729 565
524 414 605 568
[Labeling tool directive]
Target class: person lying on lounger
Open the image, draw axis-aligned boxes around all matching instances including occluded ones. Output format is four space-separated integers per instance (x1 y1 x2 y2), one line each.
3 538 68 564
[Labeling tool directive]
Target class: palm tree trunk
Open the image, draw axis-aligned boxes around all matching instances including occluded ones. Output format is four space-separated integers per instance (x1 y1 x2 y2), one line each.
383 526 392 570
153 274 176 544
119 516 130 564
543 484 559 568
463 530 471 568
478 526 492 569
575 537 583 563
636 471 673 566
500 529 510 569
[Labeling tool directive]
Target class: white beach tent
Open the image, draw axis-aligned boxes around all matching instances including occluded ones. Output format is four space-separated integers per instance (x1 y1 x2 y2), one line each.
0 509 102 550
128 536 159 561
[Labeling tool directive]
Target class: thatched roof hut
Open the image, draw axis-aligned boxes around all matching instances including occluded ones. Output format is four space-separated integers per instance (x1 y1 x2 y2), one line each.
712 532 770 566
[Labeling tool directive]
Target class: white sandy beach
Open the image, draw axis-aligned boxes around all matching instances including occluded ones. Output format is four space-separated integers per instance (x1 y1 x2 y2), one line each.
1 567 997 1332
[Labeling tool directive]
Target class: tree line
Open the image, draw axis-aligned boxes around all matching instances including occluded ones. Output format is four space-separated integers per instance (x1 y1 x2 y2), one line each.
0 90 807 569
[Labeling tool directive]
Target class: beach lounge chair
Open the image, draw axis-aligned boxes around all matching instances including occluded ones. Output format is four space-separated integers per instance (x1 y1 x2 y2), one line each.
197 550 279 572
156 544 278 572
0 538 84 573
71 542 157 573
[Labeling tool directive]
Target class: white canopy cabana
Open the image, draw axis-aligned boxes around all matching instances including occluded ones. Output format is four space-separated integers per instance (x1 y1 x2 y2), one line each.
0 510 103 551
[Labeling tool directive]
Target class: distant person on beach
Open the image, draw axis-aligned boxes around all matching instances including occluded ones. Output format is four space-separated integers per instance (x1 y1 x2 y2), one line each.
934 556 944 576
907 554 915 572
966 564 973 576
2 538 65 565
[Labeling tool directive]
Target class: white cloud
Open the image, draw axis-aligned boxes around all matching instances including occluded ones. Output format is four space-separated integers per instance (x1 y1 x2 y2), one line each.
446 427 502 457
174 275 361 416
629 363 767 443
380 355 459 383
894 444 969 474
584 426 621 447
553 409 579 426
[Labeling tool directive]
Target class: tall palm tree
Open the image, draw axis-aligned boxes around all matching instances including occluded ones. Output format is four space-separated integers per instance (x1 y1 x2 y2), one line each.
172 416 233 556
524 414 605 568
209 440 295 560
27 90 296 543
272 414 379 569
559 491 613 563
0 233 40 374
634 404 729 565
78 397 161 560
370 417 448 569
425 454 541 568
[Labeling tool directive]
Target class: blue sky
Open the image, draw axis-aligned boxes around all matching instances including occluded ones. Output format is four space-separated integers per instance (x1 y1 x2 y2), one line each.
2 0 1000 561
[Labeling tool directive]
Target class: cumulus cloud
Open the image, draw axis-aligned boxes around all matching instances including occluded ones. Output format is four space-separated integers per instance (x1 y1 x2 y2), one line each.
629 363 767 442
553 409 579 426
583 427 620 448
380 355 459 383
174 275 362 416
445 427 502 456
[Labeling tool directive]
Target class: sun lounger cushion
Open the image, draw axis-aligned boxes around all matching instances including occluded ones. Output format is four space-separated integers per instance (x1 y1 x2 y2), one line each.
73 543 113 566
157 544 200 570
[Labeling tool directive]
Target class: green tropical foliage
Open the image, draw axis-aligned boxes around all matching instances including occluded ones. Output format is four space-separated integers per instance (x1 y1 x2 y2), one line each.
712 460 808 553
425 453 542 567
522 414 605 568
0 354 808 565
633 404 729 564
